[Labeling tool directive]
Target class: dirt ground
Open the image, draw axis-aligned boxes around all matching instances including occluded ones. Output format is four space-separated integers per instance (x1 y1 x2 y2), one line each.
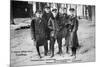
10 18 95 67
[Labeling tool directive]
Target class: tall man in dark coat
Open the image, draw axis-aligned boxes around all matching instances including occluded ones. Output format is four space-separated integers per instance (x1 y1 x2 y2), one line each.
42 6 52 54
31 10 48 58
67 8 79 57
48 8 60 57
57 8 70 54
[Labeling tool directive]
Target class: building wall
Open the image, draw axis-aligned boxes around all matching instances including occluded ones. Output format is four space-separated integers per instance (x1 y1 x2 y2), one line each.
11 1 33 18
77 5 83 17
32 2 36 13
91 6 95 21
11 1 95 21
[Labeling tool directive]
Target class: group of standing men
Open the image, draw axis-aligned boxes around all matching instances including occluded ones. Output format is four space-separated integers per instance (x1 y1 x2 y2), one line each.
31 5 79 58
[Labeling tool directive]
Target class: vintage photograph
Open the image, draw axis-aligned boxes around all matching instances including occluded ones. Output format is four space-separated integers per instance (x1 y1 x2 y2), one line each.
10 0 95 67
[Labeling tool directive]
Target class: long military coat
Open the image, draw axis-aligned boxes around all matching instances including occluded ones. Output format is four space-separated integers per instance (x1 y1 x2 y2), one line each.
67 16 79 48
31 17 47 44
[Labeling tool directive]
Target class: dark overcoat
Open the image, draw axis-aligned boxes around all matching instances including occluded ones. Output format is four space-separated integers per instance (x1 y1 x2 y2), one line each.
68 16 79 48
31 17 47 45
42 11 52 40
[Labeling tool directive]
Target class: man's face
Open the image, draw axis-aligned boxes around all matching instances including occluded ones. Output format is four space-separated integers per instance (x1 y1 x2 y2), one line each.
70 11 75 16
36 12 43 18
39 13 43 18
36 12 40 18
63 9 67 14
52 10 58 18
44 8 50 13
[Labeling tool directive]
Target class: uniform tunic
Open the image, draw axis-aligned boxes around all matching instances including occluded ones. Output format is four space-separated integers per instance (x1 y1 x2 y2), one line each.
48 14 60 38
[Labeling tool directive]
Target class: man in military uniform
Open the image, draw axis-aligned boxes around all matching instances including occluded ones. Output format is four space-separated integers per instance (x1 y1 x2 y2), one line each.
59 8 69 28
42 5 52 40
48 8 60 57
66 8 79 57
43 5 52 22
42 5 53 55
31 10 48 58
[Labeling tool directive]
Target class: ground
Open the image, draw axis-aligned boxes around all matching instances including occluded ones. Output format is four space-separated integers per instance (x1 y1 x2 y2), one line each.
10 18 95 67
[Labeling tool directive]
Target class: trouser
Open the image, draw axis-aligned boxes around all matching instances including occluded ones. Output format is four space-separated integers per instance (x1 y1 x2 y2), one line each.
50 37 55 57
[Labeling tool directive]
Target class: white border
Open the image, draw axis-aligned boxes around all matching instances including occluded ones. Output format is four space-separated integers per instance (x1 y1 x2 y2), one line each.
19 0 96 5
0 0 99 67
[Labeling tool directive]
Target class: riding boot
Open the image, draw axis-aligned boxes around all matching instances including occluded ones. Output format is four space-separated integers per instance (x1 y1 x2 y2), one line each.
50 37 55 57
51 44 54 57
66 46 69 54
36 44 42 58
44 41 48 56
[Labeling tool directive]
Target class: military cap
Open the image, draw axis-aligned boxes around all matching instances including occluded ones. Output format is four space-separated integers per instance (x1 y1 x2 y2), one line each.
69 8 75 12
44 5 50 9
35 10 42 14
63 8 67 9
52 8 57 12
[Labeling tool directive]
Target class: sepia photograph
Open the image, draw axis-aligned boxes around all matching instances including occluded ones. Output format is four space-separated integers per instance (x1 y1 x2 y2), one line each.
10 0 95 67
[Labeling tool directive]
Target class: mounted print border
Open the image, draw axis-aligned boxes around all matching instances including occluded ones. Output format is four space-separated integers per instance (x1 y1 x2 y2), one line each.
10 0 95 67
